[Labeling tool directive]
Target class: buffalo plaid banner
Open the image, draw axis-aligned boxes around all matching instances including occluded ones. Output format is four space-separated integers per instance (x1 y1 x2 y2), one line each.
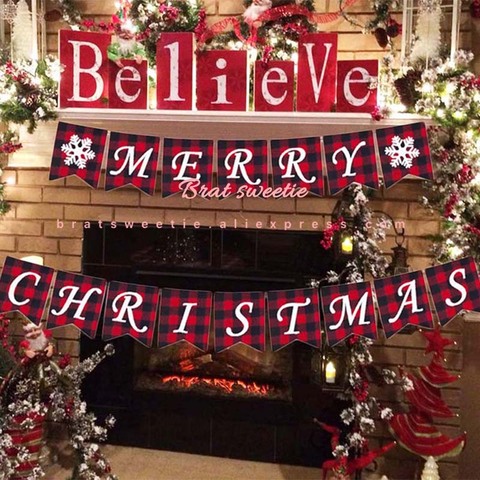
425 257 480 326
376 122 433 188
217 140 269 195
102 281 160 347
214 292 265 352
374 271 433 338
321 281 377 346
268 288 321 350
162 139 214 198
158 289 212 350
323 130 378 195
105 132 160 195
0 257 54 324
47 272 107 338
50 122 107 188
271 137 323 196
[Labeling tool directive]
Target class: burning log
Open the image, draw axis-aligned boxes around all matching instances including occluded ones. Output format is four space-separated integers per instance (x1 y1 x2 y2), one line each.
178 353 213 373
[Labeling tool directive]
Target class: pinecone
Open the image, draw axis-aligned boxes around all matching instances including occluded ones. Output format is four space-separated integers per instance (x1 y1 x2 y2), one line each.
394 70 421 109
386 20 401 38
373 28 389 48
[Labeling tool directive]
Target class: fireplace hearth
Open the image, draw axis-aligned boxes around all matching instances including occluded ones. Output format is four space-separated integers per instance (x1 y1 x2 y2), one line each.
81 225 348 467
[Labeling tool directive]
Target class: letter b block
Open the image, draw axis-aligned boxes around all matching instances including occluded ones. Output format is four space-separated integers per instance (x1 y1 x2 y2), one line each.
59 30 111 108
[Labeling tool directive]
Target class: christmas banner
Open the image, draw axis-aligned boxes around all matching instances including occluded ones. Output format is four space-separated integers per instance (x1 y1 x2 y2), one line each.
1 256 478 349
158 289 212 351
50 122 107 188
46 271 107 339
50 122 433 197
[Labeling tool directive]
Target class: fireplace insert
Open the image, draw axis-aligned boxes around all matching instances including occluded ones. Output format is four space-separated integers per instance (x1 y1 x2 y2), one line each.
81 225 348 467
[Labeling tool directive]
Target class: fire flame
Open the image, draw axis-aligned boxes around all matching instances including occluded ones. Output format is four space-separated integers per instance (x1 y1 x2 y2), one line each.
159 374 272 396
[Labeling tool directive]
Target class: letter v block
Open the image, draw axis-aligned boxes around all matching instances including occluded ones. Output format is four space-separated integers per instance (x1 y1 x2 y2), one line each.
59 30 111 108
297 33 338 112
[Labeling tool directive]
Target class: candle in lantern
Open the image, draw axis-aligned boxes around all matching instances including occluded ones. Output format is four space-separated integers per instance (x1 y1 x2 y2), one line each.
325 361 336 384
341 235 354 255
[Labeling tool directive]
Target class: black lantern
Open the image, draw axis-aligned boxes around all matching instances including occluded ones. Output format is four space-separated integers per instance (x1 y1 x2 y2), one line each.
331 190 356 258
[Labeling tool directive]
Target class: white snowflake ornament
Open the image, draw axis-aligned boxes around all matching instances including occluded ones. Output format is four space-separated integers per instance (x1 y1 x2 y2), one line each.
61 134 96 169
385 135 420 169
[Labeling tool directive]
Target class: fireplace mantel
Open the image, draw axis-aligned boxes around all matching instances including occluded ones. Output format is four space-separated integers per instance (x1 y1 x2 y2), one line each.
9 111 432 168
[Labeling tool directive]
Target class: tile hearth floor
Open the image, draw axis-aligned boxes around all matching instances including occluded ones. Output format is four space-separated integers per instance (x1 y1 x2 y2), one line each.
45 446 321 480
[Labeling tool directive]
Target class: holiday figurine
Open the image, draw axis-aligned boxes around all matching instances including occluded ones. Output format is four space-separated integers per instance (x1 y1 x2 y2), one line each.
243 0 273 26
107 25 146 68
19 323 54 359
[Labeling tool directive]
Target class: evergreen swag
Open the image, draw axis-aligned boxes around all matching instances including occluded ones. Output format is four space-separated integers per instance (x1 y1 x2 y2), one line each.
130 0 204 65
209 0 318 61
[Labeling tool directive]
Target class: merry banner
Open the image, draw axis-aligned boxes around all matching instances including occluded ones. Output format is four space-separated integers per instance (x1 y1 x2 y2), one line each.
49 121 434 198
0 256 479 350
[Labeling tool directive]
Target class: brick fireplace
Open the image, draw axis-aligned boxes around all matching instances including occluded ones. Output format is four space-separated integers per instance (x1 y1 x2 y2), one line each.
0 112 465 478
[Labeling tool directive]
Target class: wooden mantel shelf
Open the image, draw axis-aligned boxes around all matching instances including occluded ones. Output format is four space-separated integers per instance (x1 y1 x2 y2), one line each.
57 109 428 126
9 110 432 168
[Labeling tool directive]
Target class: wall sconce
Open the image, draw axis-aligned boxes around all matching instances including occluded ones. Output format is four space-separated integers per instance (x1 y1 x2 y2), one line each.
331 190 356 259
373 210 410 275
311 346 347 391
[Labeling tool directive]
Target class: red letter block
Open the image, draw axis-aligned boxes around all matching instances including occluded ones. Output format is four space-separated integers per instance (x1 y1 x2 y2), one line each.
254 61 294 112
297 33 338 112
59 30 111 108
157 32 194 110
109 60 148 109
196 50 248 111
337 60 378 113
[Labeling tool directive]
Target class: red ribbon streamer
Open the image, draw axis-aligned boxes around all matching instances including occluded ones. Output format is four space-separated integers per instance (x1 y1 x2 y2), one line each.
199 0 359 47
198 16 246 45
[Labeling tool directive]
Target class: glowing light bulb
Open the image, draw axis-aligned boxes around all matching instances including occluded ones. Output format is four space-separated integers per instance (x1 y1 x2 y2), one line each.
436 108 445 118
453 111 466 121
325 361 336 384
341 235 354 255
422 82 433 93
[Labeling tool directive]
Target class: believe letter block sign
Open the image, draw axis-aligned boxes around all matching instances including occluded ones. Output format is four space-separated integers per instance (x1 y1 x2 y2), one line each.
297 33 338 112
157 32 195 110
336 60 378 113
108 59 148 109
196 50 248 111
59 30 111 108
254 61 294 112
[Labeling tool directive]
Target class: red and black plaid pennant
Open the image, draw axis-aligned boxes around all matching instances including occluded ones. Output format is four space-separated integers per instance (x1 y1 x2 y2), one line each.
267 288 321 351
217 140 269 195
376 122 433 188
50 122 107 188
321 281 377 346
158 289 212 351
0 257 54 324
323 130 378 195
271 137 323 196
47 271 107 338
374 271 433 338
105 132 160 195
425 257 480 326
214 292 265 352
162 138 214 198
102 281 160 347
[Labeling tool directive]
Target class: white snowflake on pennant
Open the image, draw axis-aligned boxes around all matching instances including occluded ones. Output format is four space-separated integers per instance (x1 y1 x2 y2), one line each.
384 135 420 169
61 135 96 169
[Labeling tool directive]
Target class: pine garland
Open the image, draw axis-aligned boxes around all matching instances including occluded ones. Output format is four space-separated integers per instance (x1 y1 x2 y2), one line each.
54 0 83 26
130 0 204 65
